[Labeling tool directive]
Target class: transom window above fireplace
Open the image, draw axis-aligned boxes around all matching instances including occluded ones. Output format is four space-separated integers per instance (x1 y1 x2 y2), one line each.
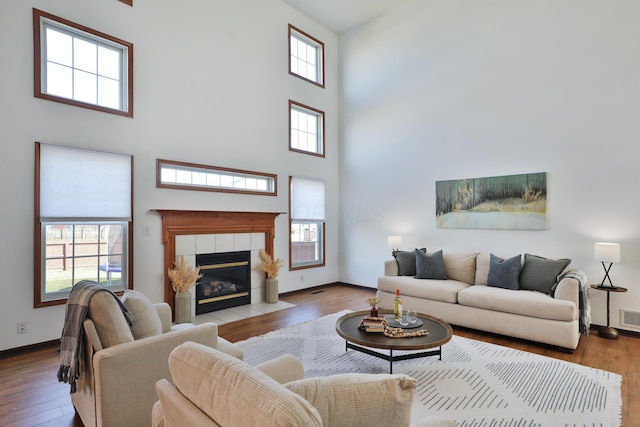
157 159 277 196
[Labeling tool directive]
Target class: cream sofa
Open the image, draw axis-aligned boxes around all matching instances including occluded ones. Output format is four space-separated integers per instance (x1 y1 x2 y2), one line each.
377 251 587 351
152 342 452 427
70 289 243 427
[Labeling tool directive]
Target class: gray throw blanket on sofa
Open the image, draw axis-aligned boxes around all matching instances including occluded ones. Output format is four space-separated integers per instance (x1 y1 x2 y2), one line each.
555 269 590 336
57 280 135 393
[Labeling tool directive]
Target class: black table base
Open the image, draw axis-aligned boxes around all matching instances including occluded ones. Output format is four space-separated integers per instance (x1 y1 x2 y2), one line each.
344 341 442 374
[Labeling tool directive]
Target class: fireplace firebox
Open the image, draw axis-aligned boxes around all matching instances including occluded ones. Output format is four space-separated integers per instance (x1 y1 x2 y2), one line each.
196 251 251 314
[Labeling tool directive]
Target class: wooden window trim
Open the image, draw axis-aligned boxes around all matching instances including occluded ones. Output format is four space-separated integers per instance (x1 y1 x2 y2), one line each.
156 159 278 196
288 176 326 270
289 222 326 271
289 100 326 158
288 24 325 88
34 142 134 307
33 8 134 118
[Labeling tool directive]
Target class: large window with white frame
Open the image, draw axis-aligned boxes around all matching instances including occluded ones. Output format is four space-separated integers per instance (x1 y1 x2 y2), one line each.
290 176 325 269
33 8 134 117
289 100 325 157
35 143 133 307
289 24 324 87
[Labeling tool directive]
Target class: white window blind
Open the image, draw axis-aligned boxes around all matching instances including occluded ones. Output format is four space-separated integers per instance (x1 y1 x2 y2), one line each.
291 177 325 221
39 143 132 220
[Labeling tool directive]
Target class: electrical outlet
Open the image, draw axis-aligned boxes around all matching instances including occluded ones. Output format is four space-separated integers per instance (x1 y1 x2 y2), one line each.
299 275 304 283
17 321 27 334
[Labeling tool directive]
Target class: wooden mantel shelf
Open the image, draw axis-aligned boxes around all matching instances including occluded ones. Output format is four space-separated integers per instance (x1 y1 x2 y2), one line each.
151 210 285 317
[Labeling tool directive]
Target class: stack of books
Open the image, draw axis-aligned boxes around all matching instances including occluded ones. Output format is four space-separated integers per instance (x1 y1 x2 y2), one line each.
360 318 386 333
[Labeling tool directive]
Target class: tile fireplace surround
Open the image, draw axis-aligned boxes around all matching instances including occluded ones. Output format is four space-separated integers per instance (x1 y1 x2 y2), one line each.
152 210 283 320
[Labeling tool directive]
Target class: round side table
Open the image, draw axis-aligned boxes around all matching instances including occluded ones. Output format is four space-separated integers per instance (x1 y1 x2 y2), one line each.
590 285 627 339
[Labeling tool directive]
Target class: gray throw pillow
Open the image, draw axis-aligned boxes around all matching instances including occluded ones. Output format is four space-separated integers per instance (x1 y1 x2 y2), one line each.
415 249 448 280
121 289 163 339
487 254 521 290
393 248 426 276
519 254 571 296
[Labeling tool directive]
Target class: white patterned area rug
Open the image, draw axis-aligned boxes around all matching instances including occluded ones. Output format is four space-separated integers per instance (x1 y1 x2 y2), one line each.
236 310 622 427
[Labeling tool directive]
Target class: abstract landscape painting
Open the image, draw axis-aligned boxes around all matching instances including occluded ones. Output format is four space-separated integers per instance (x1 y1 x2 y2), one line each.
436 172 547 230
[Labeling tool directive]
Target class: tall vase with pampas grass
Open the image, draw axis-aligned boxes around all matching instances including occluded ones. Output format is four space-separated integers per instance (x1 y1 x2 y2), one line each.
168 255 202 323
258 249 283 303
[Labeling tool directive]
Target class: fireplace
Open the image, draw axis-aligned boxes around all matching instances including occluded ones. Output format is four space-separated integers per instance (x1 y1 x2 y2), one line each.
152 210 283 319
196 251 251 314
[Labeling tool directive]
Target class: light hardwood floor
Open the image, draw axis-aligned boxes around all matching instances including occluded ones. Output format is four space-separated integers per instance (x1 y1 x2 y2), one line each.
1 284 638 426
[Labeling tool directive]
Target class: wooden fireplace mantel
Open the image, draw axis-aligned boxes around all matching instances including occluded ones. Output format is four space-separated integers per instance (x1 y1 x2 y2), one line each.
152 210 283 317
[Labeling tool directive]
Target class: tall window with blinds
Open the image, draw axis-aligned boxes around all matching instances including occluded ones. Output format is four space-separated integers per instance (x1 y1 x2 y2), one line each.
34 142 133 307
289 176 325 269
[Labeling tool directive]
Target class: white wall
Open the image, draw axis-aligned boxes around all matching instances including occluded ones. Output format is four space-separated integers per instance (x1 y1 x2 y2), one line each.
0 0 339 351
339 0 640 332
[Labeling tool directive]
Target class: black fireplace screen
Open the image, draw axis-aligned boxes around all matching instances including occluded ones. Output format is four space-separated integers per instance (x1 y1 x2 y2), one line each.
196 251 251 314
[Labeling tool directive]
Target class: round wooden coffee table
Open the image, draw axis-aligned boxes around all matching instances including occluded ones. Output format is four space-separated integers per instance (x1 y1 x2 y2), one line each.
335 310 453 373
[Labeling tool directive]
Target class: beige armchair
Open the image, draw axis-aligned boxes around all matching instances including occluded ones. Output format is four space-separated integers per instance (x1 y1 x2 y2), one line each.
70 290 243 427
152 341 419 427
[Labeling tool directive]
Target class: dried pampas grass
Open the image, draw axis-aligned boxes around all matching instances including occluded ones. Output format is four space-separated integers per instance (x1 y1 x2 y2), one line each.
168 255 202 294
365 297 379 307
258 249 283 278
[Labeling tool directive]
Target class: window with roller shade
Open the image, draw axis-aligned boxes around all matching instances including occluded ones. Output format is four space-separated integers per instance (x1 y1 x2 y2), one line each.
34 142 133 306
289 176 325 269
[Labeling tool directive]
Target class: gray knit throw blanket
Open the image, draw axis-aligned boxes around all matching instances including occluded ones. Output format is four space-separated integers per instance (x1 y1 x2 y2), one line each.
57 280 135 393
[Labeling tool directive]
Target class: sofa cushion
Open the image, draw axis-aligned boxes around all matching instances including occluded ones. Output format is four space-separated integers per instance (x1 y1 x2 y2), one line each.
443 252 477 285
285 374 415 427
519 254 571 296
393 248 426 276
378 275 469 304
475 253 489 285
168 342 321 427
88 291 134 348
415 250 447 280
487 254 521 290
121 289 163 339
458 285 577 321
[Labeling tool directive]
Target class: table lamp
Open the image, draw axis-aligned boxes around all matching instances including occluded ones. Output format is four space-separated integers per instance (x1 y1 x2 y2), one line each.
388 236 402 253
594 242 620 289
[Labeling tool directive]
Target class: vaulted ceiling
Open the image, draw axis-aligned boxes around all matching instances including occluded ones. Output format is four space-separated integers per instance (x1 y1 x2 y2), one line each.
282 0 408 34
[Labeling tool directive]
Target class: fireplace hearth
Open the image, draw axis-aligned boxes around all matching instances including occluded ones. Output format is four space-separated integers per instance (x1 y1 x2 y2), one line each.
196 251 251 314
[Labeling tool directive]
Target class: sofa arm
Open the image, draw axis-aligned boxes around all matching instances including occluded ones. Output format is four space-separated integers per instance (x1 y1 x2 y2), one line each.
151 400 165 427
217 337 244 360
255 354 304 384
83 319 104 352
285 373 416 427
90 323 218 427
553 276 580 309
385 260 399 276
155 379 217 427
154 303 173 333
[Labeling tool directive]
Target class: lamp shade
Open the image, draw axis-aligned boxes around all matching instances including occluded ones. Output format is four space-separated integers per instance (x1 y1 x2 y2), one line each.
388 235 402 249
594 243 620 263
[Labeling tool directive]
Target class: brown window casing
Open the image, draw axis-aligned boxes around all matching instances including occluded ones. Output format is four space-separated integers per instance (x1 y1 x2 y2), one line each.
33 8 134 118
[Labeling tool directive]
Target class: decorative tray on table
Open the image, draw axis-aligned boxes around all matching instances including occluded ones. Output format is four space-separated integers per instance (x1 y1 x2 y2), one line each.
384 315 423 329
